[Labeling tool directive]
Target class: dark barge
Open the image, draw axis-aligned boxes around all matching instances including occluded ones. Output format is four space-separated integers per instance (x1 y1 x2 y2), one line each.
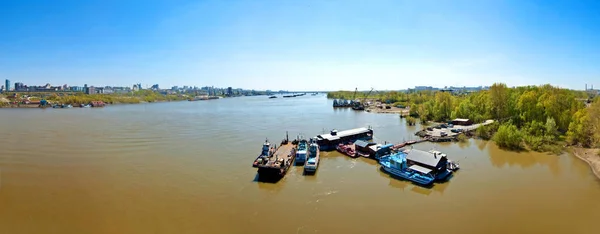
315 127 374 151
252 134 297 179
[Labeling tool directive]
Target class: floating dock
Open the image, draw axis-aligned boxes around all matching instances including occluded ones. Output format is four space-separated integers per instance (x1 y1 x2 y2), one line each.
315 127 373 151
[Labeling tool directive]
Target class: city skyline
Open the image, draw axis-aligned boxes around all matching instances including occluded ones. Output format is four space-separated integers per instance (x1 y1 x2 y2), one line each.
1 0 599 91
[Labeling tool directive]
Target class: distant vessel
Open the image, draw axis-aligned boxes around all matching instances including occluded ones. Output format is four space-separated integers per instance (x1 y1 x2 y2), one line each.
269 96 277 99
295 137 308 165
53 104 72 109
189 96 220 101
304 138 320 174
252 134 297 179
333 99 353 107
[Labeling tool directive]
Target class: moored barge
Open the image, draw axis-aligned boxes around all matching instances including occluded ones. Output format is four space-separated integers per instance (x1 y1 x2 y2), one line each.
252 134 297 179
315 126 373 151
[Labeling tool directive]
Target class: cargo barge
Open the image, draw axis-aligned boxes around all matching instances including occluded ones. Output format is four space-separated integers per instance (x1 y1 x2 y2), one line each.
252 134 297 179
315 127 373 151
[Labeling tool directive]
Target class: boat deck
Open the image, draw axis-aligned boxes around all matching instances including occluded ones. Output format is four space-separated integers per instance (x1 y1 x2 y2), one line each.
269 142 296 165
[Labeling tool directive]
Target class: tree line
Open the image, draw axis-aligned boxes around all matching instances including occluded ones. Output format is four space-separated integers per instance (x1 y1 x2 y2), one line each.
327 84 599 152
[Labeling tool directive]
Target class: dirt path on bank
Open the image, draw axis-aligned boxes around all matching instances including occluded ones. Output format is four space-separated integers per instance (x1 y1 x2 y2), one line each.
573 148 600 180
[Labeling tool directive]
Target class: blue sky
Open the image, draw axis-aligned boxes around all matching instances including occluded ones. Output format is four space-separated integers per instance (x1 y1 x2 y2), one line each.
0 0 599 91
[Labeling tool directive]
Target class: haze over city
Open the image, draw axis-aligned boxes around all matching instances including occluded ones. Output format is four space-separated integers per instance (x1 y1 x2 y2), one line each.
1 0 599 91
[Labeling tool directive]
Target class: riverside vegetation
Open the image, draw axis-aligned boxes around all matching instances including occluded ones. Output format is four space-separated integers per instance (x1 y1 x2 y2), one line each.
328 83 600 154
1 90 189 106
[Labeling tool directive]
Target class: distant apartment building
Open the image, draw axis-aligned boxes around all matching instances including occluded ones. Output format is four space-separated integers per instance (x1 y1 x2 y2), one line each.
227 87 233 96
5 79 10 91
30 83 62 92
14 82 25 91
112 86 131 94
413 86 436 91
70 86 85 92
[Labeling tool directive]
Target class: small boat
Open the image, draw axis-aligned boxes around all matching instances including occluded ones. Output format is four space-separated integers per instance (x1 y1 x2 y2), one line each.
295 137 308 165
80 104 91 108
379 152 435 186
336 143 357 158
269 96 277 99
304 138 320 174
252 139 273 168
447 160 460 171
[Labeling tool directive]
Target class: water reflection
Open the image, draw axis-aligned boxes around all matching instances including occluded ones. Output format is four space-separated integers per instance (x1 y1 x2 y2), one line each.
484 141 567 177
476 139 489 151
411 186 433 196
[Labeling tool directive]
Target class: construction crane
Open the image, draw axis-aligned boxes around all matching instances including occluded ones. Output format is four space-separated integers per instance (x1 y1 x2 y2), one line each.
351 88 359 106
353 88 374 111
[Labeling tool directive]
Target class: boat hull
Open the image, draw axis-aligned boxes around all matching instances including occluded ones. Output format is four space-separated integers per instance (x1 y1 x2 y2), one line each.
380 165 434 186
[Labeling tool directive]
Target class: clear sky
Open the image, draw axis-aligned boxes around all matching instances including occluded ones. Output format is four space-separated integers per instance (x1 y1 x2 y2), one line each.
1 0 599 91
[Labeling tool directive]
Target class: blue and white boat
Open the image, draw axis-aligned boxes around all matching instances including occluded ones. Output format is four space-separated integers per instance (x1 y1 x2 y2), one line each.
379 152 435 186
295 137 309 165
304 139 320 174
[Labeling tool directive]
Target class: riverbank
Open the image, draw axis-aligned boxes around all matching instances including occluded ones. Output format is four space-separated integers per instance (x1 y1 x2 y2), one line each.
572 147 600 179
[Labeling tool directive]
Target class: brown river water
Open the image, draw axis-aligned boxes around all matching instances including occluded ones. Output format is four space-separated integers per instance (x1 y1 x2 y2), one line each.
1 95 599 234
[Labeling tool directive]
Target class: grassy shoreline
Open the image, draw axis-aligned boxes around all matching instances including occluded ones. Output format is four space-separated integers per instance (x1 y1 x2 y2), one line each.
1 90 193 108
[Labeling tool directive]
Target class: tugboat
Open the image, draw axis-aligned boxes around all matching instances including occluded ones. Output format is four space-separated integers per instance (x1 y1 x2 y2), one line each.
336 143 357 158
252 133 297 179
295 136 309 165
304 138 320 174
379 152 435 186
252 139 273 168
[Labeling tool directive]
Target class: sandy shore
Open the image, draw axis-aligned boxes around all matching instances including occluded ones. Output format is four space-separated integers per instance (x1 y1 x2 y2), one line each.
572 147 600 180
366 106 409 115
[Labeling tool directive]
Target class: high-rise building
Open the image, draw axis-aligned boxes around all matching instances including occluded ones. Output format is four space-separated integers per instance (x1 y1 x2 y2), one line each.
14 82 25 91
5 79 10 91
227 87 233 96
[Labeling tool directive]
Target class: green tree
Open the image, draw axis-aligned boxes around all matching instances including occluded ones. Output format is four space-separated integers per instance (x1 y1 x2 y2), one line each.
489 83 509 120
494 123 523 150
